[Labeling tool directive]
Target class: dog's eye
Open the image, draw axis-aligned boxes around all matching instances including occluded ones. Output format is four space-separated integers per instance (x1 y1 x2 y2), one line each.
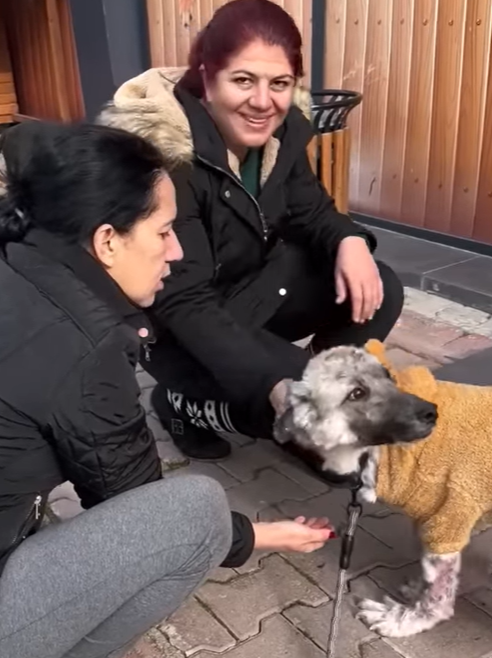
347 387 367 402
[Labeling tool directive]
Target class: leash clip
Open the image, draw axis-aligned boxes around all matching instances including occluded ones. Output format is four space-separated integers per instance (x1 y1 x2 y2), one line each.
326 485 363 658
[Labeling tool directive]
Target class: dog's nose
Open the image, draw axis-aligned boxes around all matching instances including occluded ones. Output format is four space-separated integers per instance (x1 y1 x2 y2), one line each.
418 402 438 424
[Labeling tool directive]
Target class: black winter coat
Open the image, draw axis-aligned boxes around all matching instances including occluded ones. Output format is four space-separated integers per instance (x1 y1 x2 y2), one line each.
100 70 376 412
0 230 254 576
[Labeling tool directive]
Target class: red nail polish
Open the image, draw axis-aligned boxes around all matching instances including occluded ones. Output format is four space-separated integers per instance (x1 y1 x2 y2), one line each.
329 530 338 539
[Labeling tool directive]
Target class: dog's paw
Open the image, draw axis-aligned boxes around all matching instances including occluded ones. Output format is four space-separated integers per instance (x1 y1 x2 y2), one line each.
356 596 445 637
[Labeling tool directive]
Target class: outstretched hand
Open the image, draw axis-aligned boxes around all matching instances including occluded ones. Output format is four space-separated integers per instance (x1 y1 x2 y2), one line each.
253 516 336 554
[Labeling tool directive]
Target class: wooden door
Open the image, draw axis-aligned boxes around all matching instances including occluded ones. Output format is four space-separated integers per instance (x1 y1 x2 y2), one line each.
2 0 84 122
0 12 18 123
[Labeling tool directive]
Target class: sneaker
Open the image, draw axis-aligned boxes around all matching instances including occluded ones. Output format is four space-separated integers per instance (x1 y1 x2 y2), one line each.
151 388 231 461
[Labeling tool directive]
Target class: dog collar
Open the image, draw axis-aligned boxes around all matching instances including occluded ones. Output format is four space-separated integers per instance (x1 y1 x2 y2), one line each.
320 452 369 491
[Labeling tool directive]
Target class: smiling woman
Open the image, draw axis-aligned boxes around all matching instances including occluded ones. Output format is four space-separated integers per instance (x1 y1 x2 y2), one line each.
98 0 403 464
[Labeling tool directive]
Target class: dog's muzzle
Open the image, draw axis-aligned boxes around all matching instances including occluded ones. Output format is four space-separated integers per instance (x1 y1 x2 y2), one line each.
390 393 438 442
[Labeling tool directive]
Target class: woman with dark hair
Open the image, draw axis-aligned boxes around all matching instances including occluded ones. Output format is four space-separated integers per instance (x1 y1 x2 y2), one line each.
0 121 334 658
99 0 404 462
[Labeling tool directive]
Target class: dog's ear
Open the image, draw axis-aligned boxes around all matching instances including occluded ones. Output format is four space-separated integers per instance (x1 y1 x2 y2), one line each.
273 380 317 444
365 339 389 364
365 339 398 379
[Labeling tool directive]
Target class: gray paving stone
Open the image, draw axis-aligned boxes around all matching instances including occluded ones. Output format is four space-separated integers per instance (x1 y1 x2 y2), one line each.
156 439 188 466
140 387 157 417
192 615 323 658
356 563 422 601
226 432 256 447
161 596 236 655
435 304 492 334
225 468 314 520
220 440 287 481
196 554 328 640
460 531 492 595
275 459 330 496
359 640 407 657
126 629 185 658
207 567 238 583
465 587 492 618
283 600 376 656
403 287 454 318
280 528 409 598
474 318 492 338
221 440 328 495
177 461 240 490
277 488 392 528
146 413 171 442
137 368 158 390
358 512 421 561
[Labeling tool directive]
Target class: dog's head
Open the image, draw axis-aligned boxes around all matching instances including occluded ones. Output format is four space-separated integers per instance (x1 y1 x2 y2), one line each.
274 345 437 459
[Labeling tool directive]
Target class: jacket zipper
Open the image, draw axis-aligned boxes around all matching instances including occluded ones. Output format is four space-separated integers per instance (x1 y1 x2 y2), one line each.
143 338 156 362
8 494 43 552
197 155 269 242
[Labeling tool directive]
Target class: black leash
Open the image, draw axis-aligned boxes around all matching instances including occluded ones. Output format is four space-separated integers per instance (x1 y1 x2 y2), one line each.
326 486 363 658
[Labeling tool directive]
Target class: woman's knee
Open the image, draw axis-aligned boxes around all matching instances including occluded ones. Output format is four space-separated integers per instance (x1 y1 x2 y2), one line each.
376 261 404 322
167 474 232 565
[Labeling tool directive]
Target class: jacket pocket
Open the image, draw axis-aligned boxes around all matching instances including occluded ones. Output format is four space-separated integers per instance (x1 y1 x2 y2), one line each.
0 492 46 575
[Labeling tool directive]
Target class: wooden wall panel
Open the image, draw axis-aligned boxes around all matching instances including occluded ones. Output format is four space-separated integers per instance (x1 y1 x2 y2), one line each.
2 0 84 122
341 0 369 209
450 0 492 237
146 0 312 83
424 0 467 232
325 0 492 244
0 12 18 123
400 0 437 226
355 0 391 214
379 0 412 220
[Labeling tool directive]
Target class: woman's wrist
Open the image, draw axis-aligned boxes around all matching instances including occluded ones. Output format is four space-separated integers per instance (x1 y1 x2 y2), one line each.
252 522 275 551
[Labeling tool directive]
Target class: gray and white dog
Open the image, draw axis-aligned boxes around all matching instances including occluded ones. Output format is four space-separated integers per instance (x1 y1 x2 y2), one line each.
274 345 468 638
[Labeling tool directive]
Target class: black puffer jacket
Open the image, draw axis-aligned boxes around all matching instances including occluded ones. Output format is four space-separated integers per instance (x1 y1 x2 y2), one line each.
0 229 254 576
99 68 376 412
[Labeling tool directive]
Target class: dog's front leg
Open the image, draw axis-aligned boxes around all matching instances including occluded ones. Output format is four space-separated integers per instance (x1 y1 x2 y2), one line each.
357 552 461 637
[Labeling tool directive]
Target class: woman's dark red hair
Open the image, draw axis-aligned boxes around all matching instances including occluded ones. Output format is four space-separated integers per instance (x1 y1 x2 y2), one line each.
179 0 304 97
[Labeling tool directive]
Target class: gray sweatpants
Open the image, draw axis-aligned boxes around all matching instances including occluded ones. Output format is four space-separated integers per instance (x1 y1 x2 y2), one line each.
0 475 232 658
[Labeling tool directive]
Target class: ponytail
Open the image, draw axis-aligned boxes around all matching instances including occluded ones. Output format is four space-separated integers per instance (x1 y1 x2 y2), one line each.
179 29 207 97
0 195 31 244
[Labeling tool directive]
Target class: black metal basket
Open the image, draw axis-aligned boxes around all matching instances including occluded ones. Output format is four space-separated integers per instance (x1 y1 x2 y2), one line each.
311 90 362 133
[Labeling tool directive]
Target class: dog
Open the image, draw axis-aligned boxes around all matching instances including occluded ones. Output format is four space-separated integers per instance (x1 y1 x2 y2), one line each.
274 343 491 638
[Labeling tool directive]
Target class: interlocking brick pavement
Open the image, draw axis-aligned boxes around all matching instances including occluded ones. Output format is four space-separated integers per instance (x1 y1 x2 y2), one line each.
45 287 492 657
160 596 236 655
197 554 328 640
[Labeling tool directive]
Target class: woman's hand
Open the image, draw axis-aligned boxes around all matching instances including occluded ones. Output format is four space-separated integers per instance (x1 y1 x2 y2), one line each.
335 236 383 323
269 378 292 416
252 516 336 554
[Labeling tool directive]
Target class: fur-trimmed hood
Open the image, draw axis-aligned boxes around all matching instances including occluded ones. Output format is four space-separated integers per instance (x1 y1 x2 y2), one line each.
97 66 313 174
